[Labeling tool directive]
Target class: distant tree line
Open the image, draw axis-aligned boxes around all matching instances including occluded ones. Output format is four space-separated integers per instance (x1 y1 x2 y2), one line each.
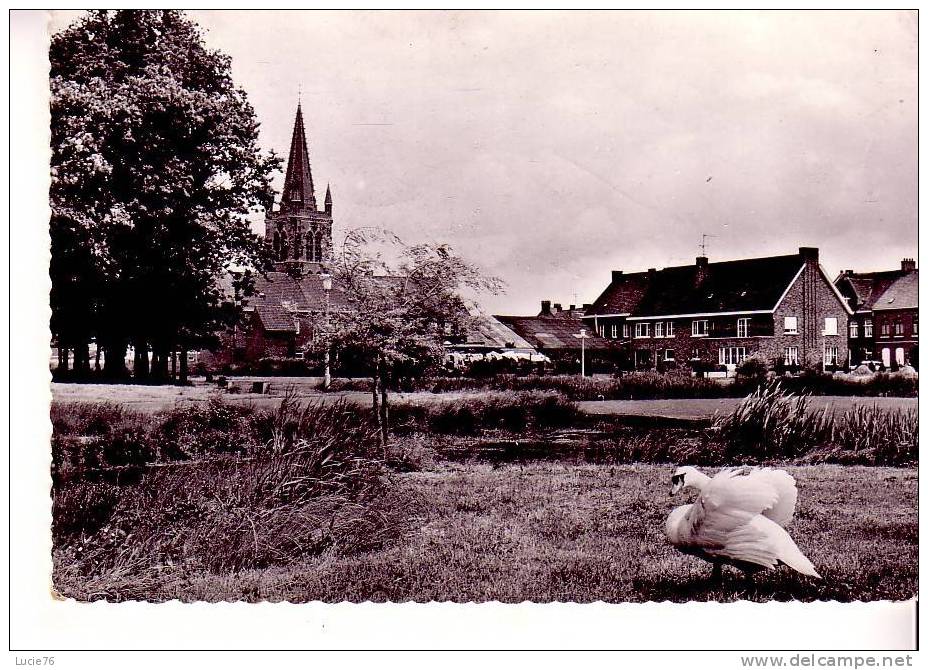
50 10 278 382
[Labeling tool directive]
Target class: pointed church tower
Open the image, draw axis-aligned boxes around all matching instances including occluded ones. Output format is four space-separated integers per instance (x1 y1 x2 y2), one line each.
265 102 334 275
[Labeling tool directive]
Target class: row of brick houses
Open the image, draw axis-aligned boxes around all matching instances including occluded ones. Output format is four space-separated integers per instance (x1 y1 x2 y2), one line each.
835 259 919 368
575 247 853 371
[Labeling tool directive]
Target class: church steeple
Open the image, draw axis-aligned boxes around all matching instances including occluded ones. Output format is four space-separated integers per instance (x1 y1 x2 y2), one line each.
280 103 317 213
324 183 332 215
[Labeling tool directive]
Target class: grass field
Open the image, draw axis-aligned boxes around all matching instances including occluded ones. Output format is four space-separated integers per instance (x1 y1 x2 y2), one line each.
63 462 916 603
51 382 918 420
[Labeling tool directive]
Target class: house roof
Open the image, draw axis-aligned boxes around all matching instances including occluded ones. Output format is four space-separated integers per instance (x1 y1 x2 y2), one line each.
494 314 613 351
586 272 650 315
871 270 918 311
454 305 535 350
836 269 916 312
585 253 807 318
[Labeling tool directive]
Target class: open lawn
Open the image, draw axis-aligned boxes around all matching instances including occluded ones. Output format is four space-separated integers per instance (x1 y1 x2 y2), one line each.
72 462 916 603
51 382 918 420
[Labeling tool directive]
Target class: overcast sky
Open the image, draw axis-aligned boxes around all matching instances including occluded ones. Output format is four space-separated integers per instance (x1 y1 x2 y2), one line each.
51 10 919 314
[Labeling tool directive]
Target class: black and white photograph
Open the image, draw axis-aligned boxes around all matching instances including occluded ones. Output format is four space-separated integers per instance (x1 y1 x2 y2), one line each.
8 7 920 654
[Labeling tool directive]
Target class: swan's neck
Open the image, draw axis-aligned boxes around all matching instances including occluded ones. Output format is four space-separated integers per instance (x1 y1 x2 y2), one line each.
687 469 711 491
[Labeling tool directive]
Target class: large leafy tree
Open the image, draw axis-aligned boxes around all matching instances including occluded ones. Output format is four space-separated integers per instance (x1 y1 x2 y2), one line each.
324 228 502 447
50 10 278 381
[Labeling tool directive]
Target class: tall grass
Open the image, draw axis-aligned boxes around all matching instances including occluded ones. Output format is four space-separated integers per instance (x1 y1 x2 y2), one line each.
712 382 918 464
52 395 421 601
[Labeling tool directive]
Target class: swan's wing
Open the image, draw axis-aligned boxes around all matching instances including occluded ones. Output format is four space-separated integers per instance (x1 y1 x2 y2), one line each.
747 468 798 527
678 469 782 557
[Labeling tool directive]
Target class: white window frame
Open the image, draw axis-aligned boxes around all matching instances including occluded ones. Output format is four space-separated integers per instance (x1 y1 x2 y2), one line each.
737 317 750 338
894 322 904 336
825 346 838 366
849 321 859 338
598 324 605 337
691 320 708 337
784 346 799 366
654 322 664 338
663 349 675 361
718 346 747 366
634 322 650 339
864 319 873 338
881 322 891 337
665 321 674 337
823 317 838 336
622 323 630 338
784 316 798 335
914 320 918 337
611 324 617 339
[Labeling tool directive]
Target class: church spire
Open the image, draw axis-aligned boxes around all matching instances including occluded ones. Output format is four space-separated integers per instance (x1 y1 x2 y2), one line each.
280 102 317 213
324 183 332 215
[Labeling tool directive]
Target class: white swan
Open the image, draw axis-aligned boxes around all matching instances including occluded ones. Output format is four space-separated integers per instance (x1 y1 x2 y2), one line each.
665 466 820 579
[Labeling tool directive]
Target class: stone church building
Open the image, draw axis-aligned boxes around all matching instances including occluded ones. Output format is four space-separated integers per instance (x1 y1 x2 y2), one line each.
200 103 343 371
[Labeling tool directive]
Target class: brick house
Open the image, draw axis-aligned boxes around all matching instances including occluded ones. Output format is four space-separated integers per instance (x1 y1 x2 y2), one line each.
581 247 852 372
835 259 918 368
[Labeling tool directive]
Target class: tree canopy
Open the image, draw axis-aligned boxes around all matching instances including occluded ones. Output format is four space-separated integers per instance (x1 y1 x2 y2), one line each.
50 10 279 380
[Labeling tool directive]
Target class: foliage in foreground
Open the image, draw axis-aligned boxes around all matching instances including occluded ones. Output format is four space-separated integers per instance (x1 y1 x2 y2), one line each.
52 396 421 601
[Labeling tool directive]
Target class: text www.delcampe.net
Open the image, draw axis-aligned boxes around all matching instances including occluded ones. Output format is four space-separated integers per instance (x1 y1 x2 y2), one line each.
741 656 914 668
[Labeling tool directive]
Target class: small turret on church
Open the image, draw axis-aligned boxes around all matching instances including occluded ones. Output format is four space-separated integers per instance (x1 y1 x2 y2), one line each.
265 102 334 275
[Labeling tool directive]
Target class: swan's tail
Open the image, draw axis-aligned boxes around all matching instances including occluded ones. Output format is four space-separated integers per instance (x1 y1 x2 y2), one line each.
762 517 821 578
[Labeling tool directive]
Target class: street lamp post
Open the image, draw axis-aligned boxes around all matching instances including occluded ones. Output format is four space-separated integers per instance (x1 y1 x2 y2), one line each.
573 328 589 377
321 273 332 390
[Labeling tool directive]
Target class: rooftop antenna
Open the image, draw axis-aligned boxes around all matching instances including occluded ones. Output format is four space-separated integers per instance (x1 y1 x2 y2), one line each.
699 233 716 257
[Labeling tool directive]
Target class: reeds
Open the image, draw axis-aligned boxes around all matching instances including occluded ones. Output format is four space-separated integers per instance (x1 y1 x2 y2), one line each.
711 381 918 463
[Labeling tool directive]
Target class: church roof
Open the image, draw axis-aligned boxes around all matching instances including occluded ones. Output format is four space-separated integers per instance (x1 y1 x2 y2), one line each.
279 103 317 214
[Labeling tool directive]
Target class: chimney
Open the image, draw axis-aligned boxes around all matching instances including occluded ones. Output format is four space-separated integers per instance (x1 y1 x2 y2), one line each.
540 300 552 316
901 258 916 272
583 303 592 310
611 270 623 283
647 268 657 277
553 303 563 313
569 304 576 311
695 255 710 284
844 270 855 276
799 246 819 264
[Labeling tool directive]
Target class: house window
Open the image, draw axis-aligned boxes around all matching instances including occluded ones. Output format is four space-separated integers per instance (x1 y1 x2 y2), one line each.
864 319 873 338
663 349 675 361
635 323 650 338
849 322 859 338
718 346 747 365
691 320 708 337
598 324 605 337
894 322 904 336
784 346 799 366
914 319 918 337
881 322 891 336
610 324 617 339
825 346 839 367
622 323 630 338
654 322 664 338
784 316 798 334
665 321 674 337
823 317 838 336
737 318 750 338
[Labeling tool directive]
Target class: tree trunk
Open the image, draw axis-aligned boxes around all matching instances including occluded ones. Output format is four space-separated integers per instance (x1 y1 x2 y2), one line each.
133 338 149 381
372 356 381 447
94 344 101 372
171 349 177 382
179 345 189 385
74 341 91 376
103 342 127 379
57 346 68 373
379 359 390 449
